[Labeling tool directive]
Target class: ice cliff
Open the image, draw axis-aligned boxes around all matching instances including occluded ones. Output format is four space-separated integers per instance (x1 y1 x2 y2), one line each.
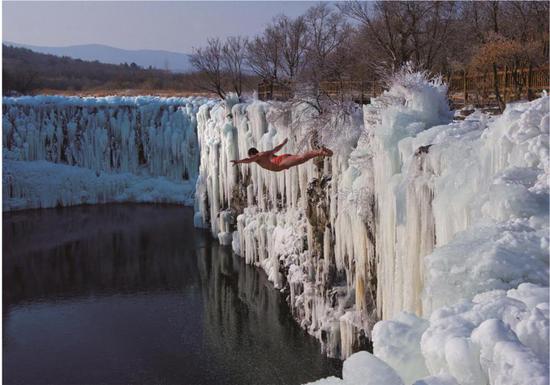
3 96 209 210
194 70 549 384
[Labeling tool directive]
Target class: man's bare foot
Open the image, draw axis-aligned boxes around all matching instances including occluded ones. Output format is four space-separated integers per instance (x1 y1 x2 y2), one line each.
321 147 333 157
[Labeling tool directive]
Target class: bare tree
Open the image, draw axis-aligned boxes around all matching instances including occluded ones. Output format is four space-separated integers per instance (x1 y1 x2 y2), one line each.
451 0 549 108
455 1 548 66
190 38 227 98
339 1 457 73
246 25 283 82
504 2 548 62
304 4 350 79
274 15 309 80
223 36 248 97
339 2 410 71
292 3 352 112
188 1 548 106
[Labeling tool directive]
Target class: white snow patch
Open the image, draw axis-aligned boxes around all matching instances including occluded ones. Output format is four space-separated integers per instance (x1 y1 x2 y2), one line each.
305 351 404 385
3 159 195 210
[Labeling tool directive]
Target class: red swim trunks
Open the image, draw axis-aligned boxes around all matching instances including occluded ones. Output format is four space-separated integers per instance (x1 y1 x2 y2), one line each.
272 154 291 165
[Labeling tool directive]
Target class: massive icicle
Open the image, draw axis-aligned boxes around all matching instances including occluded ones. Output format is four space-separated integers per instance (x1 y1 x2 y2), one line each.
3 95 209 210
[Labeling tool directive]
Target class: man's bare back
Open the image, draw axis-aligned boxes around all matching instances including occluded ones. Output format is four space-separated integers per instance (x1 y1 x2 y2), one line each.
231 138 333 172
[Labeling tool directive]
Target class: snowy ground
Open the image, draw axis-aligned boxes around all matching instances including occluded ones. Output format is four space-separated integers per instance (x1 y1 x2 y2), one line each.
194 69 549 384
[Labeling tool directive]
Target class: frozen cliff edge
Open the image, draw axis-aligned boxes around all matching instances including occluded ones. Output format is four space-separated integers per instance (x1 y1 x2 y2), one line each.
195 69 548 384
194 95 371 358
3 95 212 210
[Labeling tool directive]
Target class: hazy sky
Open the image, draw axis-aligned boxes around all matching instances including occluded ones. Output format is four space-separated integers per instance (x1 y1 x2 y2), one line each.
3 1 316 53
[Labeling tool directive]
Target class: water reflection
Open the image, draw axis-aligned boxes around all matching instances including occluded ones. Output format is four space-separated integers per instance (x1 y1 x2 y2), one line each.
3 204 341 384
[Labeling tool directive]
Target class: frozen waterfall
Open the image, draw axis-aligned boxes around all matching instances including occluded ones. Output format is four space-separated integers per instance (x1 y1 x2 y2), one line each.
194 71 548 384
3 95 210 210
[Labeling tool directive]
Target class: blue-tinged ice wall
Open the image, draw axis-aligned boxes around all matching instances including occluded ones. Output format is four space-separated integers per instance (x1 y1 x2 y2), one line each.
3 96 211 210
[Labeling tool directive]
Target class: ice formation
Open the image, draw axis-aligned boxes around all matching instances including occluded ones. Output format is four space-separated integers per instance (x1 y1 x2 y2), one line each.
3 95 209 210
194 69 549 383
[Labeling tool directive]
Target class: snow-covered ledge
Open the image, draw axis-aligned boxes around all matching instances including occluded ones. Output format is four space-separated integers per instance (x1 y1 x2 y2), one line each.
195 70 549 384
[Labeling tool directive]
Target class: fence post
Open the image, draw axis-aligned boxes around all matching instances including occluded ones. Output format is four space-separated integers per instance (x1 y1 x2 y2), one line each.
503 65 508 103
527 64 533 101
463 70 468 105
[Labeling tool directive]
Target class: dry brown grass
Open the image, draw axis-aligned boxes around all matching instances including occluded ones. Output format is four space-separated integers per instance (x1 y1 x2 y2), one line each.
31 88 218 98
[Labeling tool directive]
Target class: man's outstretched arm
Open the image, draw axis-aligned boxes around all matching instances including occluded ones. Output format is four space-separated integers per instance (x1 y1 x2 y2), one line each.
231 157 256 166
268 138 288 154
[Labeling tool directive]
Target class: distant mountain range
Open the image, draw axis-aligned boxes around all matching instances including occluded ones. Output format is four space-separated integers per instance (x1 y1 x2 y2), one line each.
4 42 193 73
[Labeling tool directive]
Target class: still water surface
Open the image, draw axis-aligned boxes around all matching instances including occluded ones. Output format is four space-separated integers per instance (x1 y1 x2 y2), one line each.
3 204 341 385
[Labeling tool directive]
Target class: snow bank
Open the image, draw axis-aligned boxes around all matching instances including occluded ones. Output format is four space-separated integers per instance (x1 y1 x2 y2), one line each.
422 283 548 385
305 351 404 385
372 312 430 384
369 283 549 385
3 159 195 210
3 95 210 210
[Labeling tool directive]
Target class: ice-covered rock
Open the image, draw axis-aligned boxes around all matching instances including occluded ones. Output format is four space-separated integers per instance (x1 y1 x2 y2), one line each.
343 351 404 385
305 351 404 385
195 76 548 363
195 97 371 357
372 312 429 384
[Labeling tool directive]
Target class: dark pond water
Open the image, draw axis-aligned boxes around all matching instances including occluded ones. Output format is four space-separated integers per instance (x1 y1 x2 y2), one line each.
3 204 341 385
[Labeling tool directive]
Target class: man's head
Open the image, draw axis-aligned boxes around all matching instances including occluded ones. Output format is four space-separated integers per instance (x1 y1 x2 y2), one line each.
248 148 259 157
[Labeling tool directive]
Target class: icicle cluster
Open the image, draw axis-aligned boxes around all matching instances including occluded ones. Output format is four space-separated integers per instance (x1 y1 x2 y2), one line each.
195 97 369 358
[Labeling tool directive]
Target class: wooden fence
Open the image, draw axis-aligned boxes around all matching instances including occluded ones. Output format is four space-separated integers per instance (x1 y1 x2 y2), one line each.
257 81 293 101
257 66 549 107
257 80 383 104
445 66 548 107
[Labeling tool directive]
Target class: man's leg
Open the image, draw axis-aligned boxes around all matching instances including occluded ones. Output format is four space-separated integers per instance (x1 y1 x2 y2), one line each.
277 149 326 169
